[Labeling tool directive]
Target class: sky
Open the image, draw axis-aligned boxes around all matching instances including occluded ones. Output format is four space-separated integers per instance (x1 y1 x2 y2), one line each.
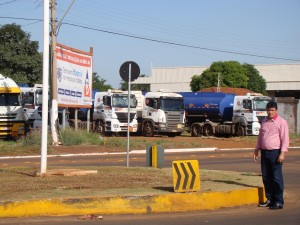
1 0 300 88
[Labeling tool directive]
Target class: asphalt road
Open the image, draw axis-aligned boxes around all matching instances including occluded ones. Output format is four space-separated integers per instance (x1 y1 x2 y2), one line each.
0 148 299 225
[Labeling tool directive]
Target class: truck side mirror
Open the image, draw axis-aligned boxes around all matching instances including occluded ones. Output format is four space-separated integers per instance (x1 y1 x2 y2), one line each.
103 96 108 105
243 100 252 110
20 93 25 106
103 96 111 106
153 99 158 109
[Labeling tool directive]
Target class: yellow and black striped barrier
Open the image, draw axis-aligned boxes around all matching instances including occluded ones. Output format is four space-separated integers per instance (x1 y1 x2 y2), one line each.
172 160 200 193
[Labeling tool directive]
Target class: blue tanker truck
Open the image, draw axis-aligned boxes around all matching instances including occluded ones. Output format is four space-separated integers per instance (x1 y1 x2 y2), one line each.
178 92 273 137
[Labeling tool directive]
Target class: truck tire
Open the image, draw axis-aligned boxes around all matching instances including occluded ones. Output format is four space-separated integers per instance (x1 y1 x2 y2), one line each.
191 124 202 137
95 120 105 136
203 124 214 136
236 123 246 137
143 121 154 137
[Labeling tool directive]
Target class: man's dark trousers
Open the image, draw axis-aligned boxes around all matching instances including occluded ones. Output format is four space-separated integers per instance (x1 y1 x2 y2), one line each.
261 149 284 205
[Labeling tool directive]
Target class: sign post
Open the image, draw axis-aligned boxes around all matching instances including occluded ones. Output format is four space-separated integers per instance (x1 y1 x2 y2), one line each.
119 61 140 167
126 63 131 167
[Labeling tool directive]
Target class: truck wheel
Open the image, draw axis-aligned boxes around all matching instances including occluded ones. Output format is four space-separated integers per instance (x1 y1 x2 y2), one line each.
95 120 105 136
143 122 154 137
236 124 246 137
191 124 202 137
203 124 214 136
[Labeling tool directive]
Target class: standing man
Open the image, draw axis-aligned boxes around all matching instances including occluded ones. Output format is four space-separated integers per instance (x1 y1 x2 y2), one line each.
254 101 289 210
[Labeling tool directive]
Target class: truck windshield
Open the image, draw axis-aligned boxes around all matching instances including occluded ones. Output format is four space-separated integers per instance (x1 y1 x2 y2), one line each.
0 94 21 106
36 90 43 106
22 92 35 105
160 98 184 111
253 98 272 111
112 94 137 108
35 89 50 106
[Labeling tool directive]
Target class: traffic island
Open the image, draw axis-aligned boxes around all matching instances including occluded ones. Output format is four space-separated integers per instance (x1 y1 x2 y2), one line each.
0 187 265 217
0 167 265 218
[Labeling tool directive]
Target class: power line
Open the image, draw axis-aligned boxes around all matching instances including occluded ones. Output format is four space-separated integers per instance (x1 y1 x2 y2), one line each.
1 16 299 62
0 0 16 6
0 16 42 22
63 22 300 62
63 1 300 54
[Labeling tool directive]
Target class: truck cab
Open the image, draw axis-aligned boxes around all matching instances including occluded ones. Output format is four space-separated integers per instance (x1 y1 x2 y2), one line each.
93 90 138 134
20 84 43 127
0 74 26 139
139 90 185 137
233 94 273 135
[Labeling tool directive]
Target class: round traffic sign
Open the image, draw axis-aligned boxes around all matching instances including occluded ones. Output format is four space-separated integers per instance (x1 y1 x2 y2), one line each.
119 61 140 82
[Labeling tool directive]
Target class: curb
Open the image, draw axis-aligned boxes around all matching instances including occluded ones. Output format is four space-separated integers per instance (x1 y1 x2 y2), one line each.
0 187 265 218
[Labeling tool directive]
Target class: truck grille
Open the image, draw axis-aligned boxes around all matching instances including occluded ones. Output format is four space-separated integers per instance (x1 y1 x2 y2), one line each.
166 111 183 128
0 113 17 120
0 121 18 137
116 113 135 123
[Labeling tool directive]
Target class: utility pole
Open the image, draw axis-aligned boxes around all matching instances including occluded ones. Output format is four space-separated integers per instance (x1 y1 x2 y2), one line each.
50 0 60 145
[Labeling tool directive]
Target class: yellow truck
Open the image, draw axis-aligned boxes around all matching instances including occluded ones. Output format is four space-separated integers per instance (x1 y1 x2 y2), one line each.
0 74 26 139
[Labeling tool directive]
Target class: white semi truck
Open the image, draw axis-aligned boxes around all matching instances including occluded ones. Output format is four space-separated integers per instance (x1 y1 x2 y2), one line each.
93 89 138 134
20 84 69 131
0 74 26 138
135 90 185 137
20 84 43 129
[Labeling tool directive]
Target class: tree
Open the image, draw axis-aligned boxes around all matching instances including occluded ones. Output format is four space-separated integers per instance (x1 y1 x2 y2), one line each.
190 61 249 92
0 23 42 86
190 75 202 92
92 72 112 91
119 74 150 91
242 63 267 94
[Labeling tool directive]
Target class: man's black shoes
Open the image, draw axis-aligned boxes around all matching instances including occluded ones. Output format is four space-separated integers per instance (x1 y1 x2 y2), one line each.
258 200 273 207
259 201 283 209
269 203 283 210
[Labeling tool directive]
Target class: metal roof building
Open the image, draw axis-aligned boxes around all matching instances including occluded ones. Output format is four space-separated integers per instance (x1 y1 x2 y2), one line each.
133 63 300 98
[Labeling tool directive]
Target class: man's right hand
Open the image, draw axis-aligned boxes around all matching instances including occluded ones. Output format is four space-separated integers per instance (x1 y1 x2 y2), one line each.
253 149 259 162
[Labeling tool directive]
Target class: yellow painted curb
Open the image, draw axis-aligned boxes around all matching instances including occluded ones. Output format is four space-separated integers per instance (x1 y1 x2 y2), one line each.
0 187 265 218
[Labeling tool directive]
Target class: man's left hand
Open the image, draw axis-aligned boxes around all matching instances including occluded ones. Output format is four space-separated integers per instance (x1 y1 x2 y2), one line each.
278 152 285 163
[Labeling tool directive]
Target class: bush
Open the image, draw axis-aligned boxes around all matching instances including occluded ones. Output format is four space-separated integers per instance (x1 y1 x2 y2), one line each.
60 128 104 146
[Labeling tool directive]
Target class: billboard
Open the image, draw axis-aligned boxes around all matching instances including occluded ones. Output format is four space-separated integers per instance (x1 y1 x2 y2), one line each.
56 43 93 108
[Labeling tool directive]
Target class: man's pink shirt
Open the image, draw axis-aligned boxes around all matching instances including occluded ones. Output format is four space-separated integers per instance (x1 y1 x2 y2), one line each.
256 115 289 152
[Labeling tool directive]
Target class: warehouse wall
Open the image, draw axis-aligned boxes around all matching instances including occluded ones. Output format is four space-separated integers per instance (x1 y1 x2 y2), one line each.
276 97 299 134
